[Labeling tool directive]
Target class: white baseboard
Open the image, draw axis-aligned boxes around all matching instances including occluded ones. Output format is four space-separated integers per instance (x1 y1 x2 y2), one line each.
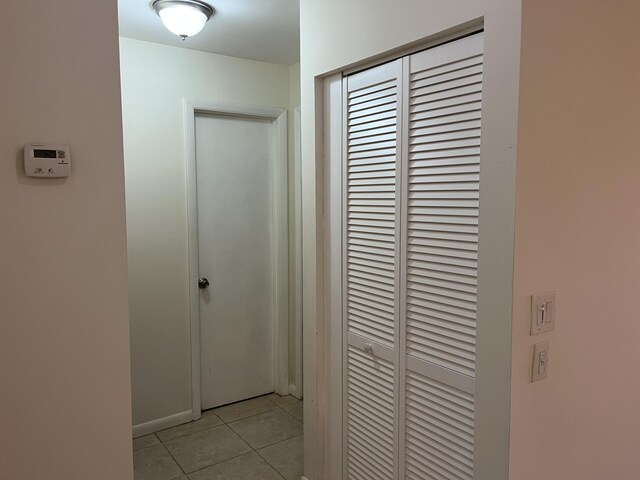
275 383 291 397
132 410 193 438
289 383 303 400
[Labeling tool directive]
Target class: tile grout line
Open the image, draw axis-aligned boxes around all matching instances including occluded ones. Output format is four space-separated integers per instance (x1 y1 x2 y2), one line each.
245 401 302 479
251 430 303 451
135 396 302 479
154 399 280 444
131 432 160 453
160 423 255 477
225 427 302 452
157 420 226 444
158 440 189 478
255 434 304 480
278 403 303 422
180 450 254 477
254 448 287 480
217 402 279 426
156 394 302 440
154 394 280 440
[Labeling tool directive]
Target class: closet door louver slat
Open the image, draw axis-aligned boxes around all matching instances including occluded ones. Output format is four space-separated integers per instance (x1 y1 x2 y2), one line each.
401 32 484 480
405 33 482 376
344 59 402 480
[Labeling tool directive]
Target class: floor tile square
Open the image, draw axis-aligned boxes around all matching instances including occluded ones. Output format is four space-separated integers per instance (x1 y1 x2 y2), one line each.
188 452 283 480
133 443 183 480
164 424 251 473
258 434 303 480
133 433 160 452
266 394 301 408
213 395 278 423
157 410 224 441
229 408 302 449
282 402 303 421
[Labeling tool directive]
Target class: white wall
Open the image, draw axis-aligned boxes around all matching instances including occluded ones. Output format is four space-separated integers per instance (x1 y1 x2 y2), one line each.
119 38 294 426
299 1 521 478
510 1 640 478
0 2 132 479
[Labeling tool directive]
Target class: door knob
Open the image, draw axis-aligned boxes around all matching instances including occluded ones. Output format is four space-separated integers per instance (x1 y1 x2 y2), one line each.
198 277 210 289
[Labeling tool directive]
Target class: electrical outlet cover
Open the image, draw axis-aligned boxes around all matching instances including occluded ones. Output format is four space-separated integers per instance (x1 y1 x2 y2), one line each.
531 341 550 382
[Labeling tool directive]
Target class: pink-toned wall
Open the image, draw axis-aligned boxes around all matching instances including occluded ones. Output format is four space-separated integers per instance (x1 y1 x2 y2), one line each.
0 1 133 479
510 1 640 478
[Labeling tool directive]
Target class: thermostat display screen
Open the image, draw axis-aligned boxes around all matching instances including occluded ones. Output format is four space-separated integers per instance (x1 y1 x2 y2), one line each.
34 149 57 159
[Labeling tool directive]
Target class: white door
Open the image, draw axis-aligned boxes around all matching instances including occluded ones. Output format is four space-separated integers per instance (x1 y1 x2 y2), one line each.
343 58 403 480
195 112 275 410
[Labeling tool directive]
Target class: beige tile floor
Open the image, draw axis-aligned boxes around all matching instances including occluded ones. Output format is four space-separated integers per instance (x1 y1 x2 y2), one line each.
133 394 303 480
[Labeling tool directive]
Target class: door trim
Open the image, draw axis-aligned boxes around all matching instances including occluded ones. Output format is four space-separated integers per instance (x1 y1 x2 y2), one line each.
184 99 289 419
317 20 517 480
291 105 303 399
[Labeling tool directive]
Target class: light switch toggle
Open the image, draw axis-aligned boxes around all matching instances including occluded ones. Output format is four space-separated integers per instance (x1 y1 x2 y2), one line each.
531 292 556 335
536 302 548 325
531 341 550 382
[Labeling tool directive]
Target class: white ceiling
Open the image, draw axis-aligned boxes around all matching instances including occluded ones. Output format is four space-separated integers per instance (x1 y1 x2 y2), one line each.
118 0 300 65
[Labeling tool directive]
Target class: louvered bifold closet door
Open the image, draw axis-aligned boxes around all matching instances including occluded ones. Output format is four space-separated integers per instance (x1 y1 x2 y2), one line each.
401 33 484 480
343 59 403 480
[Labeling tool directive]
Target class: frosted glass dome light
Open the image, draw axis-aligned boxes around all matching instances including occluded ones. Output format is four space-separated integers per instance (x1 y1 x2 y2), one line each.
152 0 214 40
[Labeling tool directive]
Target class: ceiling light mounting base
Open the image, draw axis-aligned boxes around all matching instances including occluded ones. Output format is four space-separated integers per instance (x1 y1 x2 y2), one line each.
152 0 215 39
152 0 214 19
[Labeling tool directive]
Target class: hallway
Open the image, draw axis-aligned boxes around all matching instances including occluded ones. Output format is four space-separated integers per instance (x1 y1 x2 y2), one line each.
133 394 303 480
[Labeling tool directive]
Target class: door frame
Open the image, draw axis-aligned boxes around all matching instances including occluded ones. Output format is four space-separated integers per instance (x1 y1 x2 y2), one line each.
184 99 289 419
291 106 304 399
314 21 517 479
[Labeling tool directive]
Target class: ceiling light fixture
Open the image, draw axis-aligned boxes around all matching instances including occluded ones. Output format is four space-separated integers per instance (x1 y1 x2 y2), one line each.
152 0 215 40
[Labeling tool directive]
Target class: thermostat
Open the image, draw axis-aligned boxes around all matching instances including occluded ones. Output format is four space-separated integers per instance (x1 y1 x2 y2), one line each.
24 144 71 178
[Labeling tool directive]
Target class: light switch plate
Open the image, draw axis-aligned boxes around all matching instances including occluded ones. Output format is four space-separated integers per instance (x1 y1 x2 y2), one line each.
531 341 550 382
530 292 556 335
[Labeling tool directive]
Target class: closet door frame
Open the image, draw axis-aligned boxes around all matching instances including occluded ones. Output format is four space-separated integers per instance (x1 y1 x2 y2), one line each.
321 21 517 480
